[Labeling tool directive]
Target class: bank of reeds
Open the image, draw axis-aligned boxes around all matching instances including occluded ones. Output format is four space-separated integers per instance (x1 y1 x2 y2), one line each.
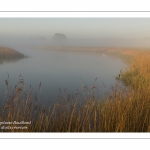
105 48 142 63
0 47 26 63
0 49 150 132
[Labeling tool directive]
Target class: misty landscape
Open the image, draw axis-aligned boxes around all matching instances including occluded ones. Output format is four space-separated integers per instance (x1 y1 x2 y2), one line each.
0 18 150 132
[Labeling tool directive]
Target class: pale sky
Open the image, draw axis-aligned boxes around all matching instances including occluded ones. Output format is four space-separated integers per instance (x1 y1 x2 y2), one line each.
1 18 150 39
1 18 150 48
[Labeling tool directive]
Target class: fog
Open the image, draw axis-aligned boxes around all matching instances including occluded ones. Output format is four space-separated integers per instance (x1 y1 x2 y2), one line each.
1 18 150 49
1 36 150 49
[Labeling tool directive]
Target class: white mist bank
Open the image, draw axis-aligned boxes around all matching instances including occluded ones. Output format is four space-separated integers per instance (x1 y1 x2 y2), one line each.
1 36 150 49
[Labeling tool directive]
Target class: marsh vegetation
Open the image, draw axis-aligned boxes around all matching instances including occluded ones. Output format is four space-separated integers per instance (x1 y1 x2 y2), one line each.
0 48 149 132
0 47 27 64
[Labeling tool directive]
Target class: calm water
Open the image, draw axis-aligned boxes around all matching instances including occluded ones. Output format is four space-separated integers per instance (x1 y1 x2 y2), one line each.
0 47 126 106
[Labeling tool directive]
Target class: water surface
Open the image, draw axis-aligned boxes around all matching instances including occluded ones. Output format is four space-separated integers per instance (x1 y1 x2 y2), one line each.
0 47 126 106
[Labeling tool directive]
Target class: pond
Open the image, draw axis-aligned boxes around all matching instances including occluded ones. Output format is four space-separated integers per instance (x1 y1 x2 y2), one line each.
0 47 126 107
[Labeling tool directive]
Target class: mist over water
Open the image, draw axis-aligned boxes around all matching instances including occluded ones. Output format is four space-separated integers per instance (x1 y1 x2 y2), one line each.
0 45 126 107
1 36 150 49
1 18 150 107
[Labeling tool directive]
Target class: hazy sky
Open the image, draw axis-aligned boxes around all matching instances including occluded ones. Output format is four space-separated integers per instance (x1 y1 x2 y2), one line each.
1 18 150 48
1 18 150 39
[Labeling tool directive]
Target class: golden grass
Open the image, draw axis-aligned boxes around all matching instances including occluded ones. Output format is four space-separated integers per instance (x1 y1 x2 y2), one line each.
0 47 19 56
121 50 150 88
0 47 26 62
0 48 150 132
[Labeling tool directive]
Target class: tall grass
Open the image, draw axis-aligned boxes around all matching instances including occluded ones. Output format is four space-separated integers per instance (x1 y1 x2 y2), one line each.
105 48 142 63
121 51 150 88
0 49 150 132
0 47 26 63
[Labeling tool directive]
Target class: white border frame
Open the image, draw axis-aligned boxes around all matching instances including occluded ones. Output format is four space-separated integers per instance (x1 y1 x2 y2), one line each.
0 11 150 139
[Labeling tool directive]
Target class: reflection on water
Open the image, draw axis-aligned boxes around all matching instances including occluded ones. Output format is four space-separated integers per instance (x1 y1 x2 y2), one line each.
0 57 26 65
0 48 126 106
0 47 27 65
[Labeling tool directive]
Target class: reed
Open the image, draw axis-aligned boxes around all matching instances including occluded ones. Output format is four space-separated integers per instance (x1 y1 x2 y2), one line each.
0 48 150 132
0 47 27 63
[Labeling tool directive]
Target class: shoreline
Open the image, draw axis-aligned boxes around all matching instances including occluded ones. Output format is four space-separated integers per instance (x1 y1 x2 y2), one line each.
0 47 27 63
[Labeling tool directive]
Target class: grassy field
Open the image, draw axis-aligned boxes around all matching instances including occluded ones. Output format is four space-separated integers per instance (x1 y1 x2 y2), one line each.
0 47 26 63
0 48 150 132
